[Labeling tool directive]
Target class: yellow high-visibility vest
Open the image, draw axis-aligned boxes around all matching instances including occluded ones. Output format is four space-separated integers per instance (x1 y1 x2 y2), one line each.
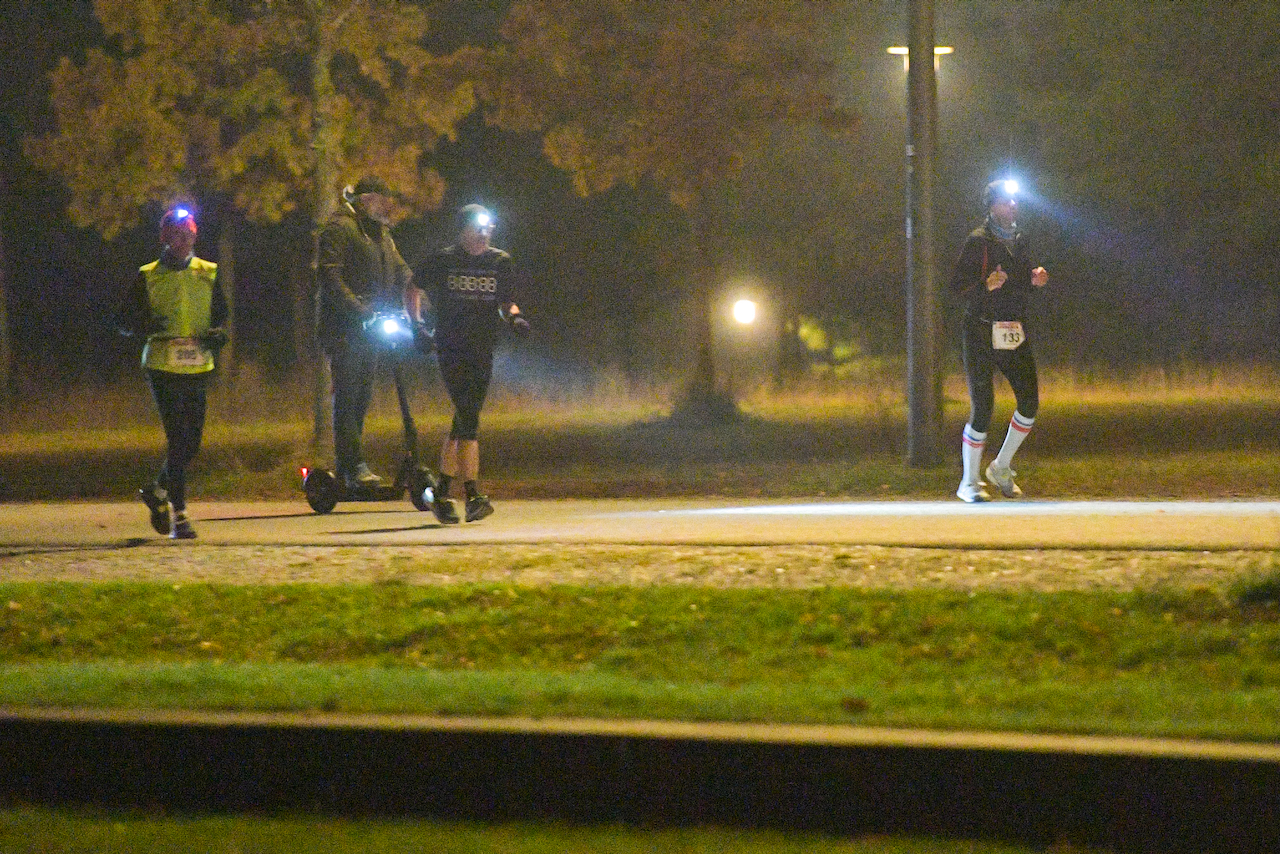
139 257 219 374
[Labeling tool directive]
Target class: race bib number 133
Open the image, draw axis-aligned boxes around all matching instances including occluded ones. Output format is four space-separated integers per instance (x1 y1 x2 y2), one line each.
992 321 1025 350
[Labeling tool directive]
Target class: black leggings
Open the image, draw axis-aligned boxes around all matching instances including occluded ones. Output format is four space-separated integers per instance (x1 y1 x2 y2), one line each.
437 350 493 440
147 370 209 513
961 318 1039 434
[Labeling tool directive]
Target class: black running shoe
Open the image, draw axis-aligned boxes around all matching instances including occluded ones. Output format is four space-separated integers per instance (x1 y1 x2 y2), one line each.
464 494 494 523
139 484 167 513
431 497 461 525
139 485 170 535
169 510 196 540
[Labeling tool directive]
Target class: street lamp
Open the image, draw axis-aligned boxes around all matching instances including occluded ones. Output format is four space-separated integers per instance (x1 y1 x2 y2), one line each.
732 299 758 325
894 0 946 467
886 44 953 72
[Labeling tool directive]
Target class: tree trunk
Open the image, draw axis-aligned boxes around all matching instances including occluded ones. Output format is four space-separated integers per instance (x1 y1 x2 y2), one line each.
672 209 737 424
0 157 10 411
216 215 236 380
307 1 340 449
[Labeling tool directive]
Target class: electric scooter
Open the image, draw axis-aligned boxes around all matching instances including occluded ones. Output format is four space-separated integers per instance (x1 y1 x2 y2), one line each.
302 312 438 514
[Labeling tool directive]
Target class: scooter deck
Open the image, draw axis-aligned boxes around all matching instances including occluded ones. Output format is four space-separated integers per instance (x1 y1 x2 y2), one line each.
335 484 405 502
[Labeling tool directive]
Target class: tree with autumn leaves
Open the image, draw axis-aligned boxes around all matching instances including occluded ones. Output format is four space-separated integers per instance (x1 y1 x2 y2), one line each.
488 0 856 419
25 0 480 436
26 0 854 425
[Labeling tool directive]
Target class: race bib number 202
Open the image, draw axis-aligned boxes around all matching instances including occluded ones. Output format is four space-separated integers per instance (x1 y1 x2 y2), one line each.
165 337 207 368
992 321 1025 350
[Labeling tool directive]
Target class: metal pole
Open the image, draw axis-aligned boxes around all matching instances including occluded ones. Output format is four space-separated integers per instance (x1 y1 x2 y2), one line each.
905 0 943 465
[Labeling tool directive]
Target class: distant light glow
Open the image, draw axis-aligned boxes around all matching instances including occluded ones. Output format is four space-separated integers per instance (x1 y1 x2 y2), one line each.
732 299 757 325
886 45 954 71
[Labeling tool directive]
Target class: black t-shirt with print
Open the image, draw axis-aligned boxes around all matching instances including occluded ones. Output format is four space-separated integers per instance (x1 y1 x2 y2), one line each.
418 245 528 355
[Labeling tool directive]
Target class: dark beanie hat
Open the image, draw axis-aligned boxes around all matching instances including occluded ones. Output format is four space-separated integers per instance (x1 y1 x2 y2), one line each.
352 175 397 198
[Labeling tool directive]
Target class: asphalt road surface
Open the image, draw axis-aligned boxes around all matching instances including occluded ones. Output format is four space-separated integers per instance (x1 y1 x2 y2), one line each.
1 498 1277 549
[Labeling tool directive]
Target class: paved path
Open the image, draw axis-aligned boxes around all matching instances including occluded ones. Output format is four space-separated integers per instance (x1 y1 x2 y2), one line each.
1 498 1277 549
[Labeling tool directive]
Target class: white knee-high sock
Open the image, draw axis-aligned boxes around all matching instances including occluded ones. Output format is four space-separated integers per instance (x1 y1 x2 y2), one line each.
961 424 986 484
994 411 1034 468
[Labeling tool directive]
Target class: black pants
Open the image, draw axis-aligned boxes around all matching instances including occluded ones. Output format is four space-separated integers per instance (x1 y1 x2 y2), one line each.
437 349 493 440
327 336 381 477
961 317 1039 434
147 370 209 513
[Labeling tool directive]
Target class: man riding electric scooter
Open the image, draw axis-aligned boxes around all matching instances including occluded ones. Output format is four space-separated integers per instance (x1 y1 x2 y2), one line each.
304 176 437 513
315 176 412 491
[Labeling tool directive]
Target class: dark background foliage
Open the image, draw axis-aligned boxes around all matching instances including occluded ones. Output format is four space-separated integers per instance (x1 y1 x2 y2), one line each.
1 0 1276 394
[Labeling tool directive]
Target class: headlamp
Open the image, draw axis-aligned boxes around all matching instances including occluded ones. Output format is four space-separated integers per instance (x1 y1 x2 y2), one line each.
457 203 494 234
160 206 198 234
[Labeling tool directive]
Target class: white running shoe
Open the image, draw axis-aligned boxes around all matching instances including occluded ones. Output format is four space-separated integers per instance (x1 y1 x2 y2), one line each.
956 480 991 503
985 462 1023 498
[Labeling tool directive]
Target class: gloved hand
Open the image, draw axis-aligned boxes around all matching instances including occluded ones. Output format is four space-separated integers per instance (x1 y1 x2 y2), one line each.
510 315 531 337
413 320 435 353
199 328 230 350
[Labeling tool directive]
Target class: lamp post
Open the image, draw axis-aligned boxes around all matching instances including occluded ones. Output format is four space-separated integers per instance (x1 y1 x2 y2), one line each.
892 0 947 467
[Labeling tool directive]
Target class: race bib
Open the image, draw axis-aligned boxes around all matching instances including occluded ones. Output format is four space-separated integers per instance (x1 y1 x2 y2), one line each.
165 337 207 368
992 321 1025 350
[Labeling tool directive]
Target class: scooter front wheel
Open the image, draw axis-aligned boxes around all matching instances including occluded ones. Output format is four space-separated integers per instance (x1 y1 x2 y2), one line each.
304 468 341 514
408 466 437 512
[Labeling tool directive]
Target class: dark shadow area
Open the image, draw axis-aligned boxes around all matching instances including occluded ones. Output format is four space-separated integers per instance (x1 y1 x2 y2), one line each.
1 717 1277 853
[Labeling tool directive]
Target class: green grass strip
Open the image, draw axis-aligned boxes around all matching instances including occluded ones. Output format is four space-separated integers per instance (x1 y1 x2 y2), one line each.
0 807 1048 854
5 581 1280 740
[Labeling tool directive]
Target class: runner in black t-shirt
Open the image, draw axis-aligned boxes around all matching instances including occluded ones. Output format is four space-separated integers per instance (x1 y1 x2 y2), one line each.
411 204 530 523
948 180 1049 503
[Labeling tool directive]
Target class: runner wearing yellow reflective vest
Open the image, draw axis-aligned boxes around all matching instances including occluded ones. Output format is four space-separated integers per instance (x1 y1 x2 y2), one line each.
138 255 221 373
116 206 228 539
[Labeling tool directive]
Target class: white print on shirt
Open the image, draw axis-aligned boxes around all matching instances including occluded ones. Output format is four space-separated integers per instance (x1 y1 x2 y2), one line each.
447 273 497 294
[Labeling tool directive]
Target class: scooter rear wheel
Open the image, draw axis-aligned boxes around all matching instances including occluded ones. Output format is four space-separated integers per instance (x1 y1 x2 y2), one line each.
304 468 341 514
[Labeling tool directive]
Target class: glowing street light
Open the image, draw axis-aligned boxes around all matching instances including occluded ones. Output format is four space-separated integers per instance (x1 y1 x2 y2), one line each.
886 44 953 72
732 299 758 325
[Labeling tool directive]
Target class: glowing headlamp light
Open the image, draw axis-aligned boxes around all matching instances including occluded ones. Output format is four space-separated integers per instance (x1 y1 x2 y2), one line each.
473 212 493 229
1001 179 1019 197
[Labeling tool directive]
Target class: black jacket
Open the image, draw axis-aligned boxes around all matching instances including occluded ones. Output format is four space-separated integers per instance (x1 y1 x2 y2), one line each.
315 204 411 346
949 218 1039 323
